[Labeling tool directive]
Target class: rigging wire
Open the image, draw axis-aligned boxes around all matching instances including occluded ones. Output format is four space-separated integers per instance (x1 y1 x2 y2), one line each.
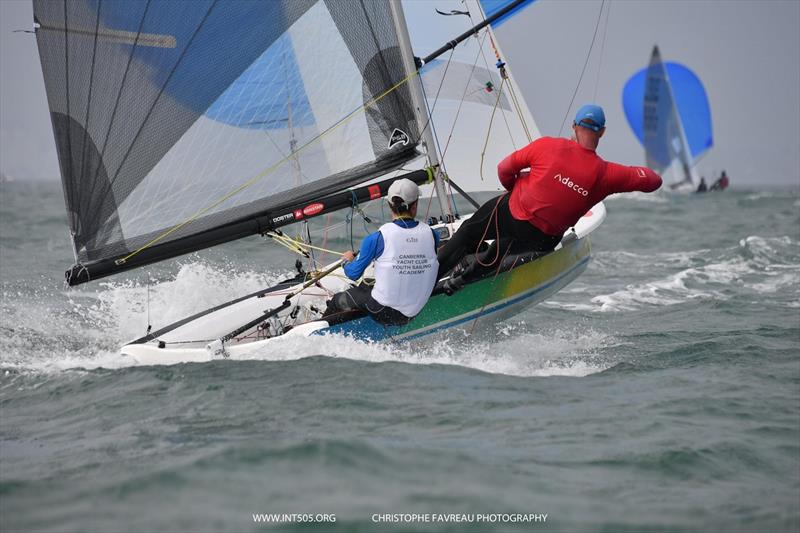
440 30 488 162
592 1 613 102
417 51 458 220
146 278 152 336
303 220 316 271
479 77 508 183
505 77 532 142
473 9 518 148
557 0 607 138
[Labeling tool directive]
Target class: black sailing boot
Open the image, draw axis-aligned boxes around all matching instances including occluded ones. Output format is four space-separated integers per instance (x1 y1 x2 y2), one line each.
443 257 473 296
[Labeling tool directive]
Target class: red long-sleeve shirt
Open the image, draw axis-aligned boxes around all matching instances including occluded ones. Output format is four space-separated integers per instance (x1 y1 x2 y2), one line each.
497 136 662 236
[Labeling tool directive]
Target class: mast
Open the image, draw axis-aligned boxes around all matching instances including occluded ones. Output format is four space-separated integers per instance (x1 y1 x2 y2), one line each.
388 0 450 218
662 56 696 187
646 45 695 188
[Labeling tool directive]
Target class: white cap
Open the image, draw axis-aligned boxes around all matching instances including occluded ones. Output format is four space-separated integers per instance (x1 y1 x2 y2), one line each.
386 178 419 206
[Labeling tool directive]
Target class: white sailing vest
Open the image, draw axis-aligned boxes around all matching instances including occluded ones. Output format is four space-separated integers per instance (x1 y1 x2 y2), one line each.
371 221 439 318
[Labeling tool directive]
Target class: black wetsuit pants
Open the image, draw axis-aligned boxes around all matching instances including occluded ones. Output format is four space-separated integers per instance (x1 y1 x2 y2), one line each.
324 283 412 326
436 194 562 279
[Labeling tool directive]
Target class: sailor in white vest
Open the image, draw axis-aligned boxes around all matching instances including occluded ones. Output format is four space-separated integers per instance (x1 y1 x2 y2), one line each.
323 178 440 326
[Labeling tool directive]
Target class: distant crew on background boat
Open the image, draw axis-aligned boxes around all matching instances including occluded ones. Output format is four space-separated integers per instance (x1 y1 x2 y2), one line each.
696 170 730 193
437 104 663 293
323 179 439 325
709 170 730 191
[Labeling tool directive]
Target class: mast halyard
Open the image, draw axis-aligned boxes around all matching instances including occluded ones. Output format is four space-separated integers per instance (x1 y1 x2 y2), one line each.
388 0 450 219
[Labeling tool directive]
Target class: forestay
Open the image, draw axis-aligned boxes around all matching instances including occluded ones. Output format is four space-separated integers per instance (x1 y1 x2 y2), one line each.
34 0 422 284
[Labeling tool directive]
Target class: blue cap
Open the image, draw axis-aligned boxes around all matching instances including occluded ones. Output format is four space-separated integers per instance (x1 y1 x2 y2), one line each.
574 104 606 132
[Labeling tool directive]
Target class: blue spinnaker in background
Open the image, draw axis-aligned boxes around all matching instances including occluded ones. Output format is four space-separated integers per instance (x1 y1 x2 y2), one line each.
623 62 713 162
479 0 537 27
92 0 315 127
205 35 314 130
93 0 314 130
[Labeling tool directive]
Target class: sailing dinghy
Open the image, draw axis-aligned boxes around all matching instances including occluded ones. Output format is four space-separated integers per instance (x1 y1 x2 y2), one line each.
623 45 714 192
33 0 605 364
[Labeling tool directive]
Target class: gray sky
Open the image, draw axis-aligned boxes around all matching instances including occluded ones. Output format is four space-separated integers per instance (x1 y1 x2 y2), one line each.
1 0 799 187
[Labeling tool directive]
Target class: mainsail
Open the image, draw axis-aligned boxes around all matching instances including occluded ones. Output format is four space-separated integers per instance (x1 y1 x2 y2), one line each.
34 0 423 284
622 45 713 188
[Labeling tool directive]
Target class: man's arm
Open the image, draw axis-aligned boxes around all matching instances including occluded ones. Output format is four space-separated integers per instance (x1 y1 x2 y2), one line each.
342 231 384 280
601 162 662 195
497 140 540 191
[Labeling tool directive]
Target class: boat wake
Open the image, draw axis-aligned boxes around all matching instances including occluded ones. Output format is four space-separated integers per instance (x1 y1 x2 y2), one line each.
1 262 613 377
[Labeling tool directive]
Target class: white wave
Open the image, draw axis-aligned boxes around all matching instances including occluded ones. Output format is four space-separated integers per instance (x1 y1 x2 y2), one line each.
539 301 599 312
738 235 797 266
744 192 779 201
1 313 612 380
222 322 614 378
603 190 668 203
568 235 800 312
748 273 800 293
588 271 711 313
592 249 710 271
0 262 290 373
83 262 291 342
1 260 613 377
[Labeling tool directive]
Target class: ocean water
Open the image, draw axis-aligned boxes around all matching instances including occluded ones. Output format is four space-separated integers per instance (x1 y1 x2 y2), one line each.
1 180 798 532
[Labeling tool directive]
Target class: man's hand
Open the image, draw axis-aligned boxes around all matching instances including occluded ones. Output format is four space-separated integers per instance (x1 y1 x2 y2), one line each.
342 250 356 262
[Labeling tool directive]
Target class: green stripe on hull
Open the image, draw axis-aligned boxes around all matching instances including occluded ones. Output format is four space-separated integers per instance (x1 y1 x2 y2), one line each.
401 237 591 333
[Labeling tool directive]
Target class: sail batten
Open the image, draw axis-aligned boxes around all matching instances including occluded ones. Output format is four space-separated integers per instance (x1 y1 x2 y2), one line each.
35 0 422 283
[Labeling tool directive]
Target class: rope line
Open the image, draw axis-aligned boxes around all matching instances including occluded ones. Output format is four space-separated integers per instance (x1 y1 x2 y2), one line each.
266 232 343 257
474 193 506 267
506 79 532 143
479 77 507 183
593 1 612 102
557 0 607 137
469 242 517 334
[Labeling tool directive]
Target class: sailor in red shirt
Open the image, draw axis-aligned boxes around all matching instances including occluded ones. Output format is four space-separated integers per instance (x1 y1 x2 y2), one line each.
437 104 662 288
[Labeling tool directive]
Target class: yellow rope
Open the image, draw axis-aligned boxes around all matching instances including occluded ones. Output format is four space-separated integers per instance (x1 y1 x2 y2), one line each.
115 69 422 266
266 232 344 256
506 79 533 143
479 77 507 183
425 166 435 184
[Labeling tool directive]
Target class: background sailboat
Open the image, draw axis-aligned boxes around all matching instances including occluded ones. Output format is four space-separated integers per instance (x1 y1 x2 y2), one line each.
622 45 713 191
